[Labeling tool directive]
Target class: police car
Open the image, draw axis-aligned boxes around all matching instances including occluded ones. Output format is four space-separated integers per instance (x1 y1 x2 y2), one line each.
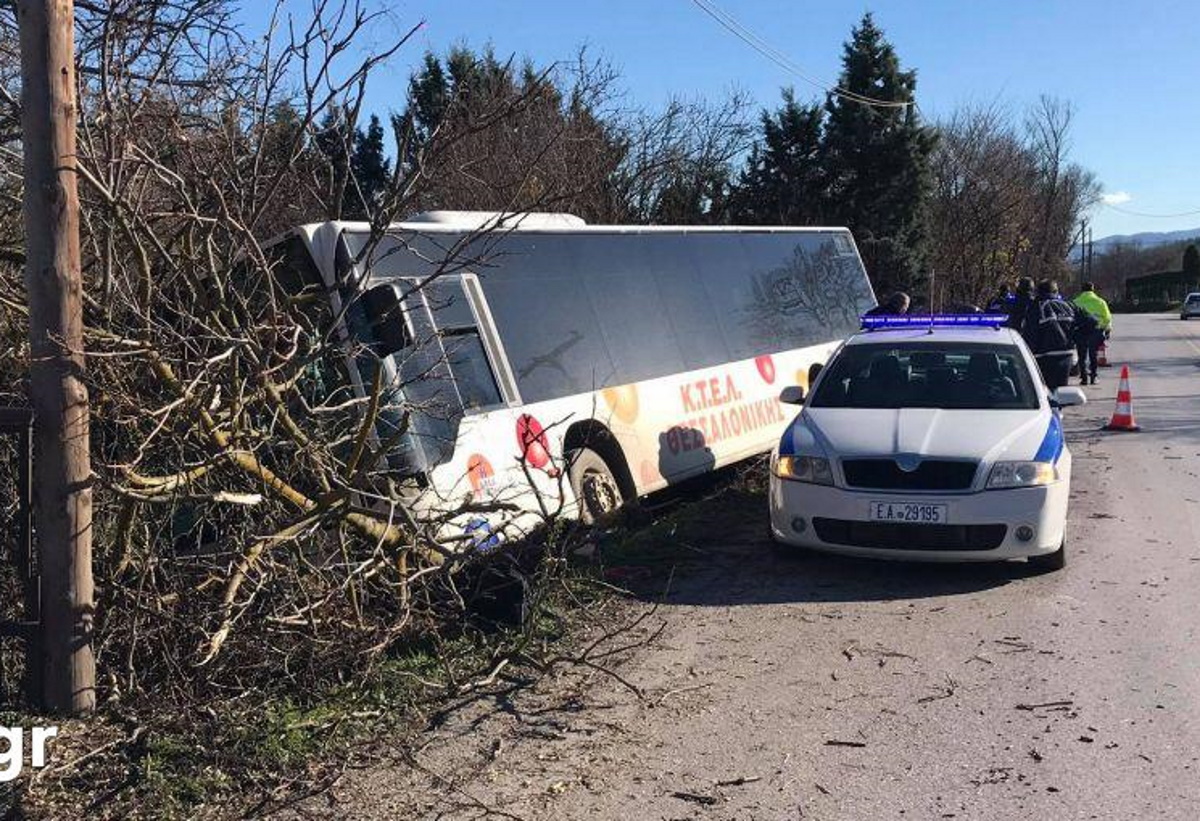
768 314 1086 569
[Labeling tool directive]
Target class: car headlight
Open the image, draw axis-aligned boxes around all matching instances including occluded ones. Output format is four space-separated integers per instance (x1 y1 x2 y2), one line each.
987 461 1058 489
775 455 834 485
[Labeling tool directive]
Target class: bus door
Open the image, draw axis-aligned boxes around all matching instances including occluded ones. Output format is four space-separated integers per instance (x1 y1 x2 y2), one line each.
358 274 517 474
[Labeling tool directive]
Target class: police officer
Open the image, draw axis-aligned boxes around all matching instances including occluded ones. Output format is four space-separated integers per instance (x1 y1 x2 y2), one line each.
1072 281 1112 385
986 283 1013 314
865 291 911 316
1005 277 1036 334
1021 280 1077 389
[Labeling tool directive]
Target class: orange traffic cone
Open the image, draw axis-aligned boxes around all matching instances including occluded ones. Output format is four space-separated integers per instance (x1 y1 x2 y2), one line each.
1097 340 1111 368
1103 365 1140 432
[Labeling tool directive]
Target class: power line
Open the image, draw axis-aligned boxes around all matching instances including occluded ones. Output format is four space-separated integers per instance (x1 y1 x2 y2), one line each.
692 0 1200 228
1100 201 1200 219
691 0 1199 225
685 0 999 193
689 0 1003 205
688 0 912 110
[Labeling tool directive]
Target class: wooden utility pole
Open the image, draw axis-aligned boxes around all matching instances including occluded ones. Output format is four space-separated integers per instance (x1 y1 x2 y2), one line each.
1075 218 1088 290
18 0 95 714
1086 225 1094 284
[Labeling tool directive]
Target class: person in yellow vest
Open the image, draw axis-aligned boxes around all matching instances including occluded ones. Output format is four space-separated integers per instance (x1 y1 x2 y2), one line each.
1072 282 1112 385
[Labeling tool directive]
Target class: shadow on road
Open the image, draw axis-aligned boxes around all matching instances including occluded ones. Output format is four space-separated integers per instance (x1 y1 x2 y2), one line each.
598 460 1056 608
633 542 1048 607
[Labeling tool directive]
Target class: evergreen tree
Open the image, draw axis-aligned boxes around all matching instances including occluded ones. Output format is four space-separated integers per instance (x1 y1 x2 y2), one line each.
347 114 391 219
820 13 935 295
731 89 825 225
393 46 627 220
651 164 732 224
314 109 393 220
314 108 352 219
1184 243 1200 289
408 52 450 139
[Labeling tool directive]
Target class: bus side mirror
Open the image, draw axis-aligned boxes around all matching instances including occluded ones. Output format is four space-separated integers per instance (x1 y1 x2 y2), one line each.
808 362 823 387
779 385 806 405
362 285 411 356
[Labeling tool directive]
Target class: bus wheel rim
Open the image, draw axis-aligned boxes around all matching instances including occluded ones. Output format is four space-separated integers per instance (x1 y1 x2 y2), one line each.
582 470 620 516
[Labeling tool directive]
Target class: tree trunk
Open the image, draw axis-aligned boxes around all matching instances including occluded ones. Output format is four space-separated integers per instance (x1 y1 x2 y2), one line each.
18 0 95 715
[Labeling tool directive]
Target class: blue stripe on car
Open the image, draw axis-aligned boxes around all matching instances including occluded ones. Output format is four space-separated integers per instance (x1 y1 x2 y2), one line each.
1033 414 1064 463
778 421 798 456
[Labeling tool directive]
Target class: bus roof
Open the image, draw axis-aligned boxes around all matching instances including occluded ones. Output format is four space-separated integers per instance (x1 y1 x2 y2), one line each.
285 214 854 238
264 216 864 306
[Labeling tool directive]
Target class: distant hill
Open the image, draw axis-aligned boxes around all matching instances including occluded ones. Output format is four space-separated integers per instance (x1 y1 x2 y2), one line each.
1071 226 1200 260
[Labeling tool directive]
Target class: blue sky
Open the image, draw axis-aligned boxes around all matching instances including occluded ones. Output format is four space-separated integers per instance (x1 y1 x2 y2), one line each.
240 1 1200 239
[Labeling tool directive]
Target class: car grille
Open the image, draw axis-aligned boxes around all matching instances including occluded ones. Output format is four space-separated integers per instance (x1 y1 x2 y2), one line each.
841 458 978 491
812 518 1006 551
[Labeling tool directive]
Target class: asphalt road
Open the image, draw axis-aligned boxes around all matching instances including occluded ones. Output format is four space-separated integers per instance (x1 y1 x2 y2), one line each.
315 312 1200 820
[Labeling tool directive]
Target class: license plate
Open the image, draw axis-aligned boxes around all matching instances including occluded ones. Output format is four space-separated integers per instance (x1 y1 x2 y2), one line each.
869 501 948 524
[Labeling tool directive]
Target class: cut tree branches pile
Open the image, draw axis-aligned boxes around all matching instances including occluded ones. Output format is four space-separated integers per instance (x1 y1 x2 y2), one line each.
0 2 675 814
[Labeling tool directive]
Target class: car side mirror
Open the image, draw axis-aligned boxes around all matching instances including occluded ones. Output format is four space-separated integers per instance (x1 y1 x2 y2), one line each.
808 362 823 387
779 385 806 405
1052 386 1087 408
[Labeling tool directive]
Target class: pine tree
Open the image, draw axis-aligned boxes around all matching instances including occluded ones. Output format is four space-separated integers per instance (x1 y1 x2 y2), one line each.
314 108 351 219
408 51 450 139
731 89 825 225
820 13 935 296
347 114 391 219
393 46 627 220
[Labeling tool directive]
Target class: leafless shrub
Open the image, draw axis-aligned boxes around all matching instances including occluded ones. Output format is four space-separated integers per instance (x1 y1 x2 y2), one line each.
928 97 1100 307
0 0 636 730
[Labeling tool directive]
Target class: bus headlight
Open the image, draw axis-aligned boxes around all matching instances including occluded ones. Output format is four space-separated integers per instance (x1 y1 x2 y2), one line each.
987 461 1057 489
776 455 834 485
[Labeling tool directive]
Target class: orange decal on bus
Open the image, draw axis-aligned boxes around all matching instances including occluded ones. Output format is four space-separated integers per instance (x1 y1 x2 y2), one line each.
467 454 496 496
602 384 640 424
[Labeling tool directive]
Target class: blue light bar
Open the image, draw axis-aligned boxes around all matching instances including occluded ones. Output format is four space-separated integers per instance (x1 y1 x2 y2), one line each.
860 313 1010 330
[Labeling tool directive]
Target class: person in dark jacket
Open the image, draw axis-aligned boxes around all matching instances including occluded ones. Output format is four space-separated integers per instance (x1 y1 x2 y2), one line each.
865 291 911 316
986 283 1013 314
1005 277 1036 333
1021 279 1077 389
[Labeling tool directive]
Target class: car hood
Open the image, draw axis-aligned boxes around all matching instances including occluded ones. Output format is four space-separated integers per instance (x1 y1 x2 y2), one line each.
793 407 1052 464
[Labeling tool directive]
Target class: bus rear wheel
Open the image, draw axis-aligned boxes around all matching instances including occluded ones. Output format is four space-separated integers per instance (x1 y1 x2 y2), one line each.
568 448 624 525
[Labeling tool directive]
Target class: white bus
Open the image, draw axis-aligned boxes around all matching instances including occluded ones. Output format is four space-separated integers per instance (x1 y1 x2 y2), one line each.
273 211 876 542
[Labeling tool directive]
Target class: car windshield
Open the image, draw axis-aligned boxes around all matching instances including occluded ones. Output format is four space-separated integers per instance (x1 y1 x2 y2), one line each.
1188 295 1200 304
810 341 1040 410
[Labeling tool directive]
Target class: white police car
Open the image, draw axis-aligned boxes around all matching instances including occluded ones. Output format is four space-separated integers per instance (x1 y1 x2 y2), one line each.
769 314 1086 569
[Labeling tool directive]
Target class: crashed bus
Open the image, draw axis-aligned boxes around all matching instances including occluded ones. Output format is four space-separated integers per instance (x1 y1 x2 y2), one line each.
270 211 876 542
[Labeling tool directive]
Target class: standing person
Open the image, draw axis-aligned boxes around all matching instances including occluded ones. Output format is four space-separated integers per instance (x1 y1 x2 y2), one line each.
1005 277 1036 333
1072 281 1112 385
986 283 1013 314
1021 280 1077 389
865 291 911 316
